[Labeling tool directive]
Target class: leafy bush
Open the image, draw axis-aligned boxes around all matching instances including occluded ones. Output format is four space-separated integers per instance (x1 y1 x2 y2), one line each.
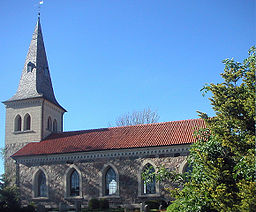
99 198 109 209
145 200 160 209
88 198 100 209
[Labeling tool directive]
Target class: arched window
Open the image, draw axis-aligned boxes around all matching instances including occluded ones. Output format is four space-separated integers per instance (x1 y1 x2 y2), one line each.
105 167 117 195
24 114 31 131
37 171 47 197
33 169 48 198
14 115 22 131
47 117 52 131
142 164 156 194
53 119 57 132
70 170 79 196
184 164 193 174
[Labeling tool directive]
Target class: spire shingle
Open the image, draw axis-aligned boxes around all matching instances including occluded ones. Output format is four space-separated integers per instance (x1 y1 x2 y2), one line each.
5 18 65 110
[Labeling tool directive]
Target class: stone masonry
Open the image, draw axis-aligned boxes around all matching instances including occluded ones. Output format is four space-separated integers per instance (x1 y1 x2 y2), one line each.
17 154 187 208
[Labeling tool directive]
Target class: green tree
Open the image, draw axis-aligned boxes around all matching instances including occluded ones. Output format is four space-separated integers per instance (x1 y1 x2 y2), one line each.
165 47 256 212
0 174 21 212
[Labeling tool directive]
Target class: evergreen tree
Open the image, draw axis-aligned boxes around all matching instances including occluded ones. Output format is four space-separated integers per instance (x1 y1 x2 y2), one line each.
167 47 256 212
0 174 21 212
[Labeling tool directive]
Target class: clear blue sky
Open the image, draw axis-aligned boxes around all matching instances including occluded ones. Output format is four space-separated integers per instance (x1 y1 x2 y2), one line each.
0 0 254 175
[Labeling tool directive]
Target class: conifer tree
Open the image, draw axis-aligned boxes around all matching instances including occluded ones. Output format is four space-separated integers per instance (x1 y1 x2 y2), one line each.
167 47 256 212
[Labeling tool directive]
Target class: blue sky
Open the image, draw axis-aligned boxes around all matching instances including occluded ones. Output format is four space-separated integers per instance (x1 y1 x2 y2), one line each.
0 0 254 175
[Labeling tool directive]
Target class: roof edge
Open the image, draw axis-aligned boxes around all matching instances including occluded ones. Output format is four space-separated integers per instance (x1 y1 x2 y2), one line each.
12 143 193 158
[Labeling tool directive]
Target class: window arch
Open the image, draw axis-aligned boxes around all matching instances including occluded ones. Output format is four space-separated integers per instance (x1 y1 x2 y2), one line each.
142 163 156 194
138 160 159 196
32 169 48 198
53 119 57 132
24 113 31 131
65 166 82 198
100 164 119 197
47 116 52 131
14 115 22 131
70 169 79 196
184 164 193 174
179 159 192 174
38 171 47 197
105 167 117 195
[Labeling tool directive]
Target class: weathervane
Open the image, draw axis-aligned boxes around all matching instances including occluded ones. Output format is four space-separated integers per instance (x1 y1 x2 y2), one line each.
38 1 44 17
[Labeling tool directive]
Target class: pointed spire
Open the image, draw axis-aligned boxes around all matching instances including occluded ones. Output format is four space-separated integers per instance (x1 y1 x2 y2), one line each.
6 18 65 111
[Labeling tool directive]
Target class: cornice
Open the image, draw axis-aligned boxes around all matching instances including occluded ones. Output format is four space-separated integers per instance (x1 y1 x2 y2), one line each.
14 144 191 166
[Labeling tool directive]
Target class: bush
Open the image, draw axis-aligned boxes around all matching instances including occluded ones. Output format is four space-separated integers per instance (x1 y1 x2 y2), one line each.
21 204 36 212
159 200 168 209
88 198 109 210
145 200 160 209
88 198 100 209
99 198 109 209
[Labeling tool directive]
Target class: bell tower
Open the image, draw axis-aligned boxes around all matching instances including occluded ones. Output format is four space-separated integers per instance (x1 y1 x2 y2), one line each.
3 16 66 179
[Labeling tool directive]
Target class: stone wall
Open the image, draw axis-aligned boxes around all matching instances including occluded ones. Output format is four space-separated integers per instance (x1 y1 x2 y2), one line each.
18 154 187 208
5 142 30 183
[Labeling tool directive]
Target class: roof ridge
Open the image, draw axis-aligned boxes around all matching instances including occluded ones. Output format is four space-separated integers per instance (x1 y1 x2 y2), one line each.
106 118 202 129
54 118 202 134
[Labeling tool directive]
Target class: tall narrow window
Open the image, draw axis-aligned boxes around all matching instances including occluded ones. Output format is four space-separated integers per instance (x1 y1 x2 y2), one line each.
53 119 57 132
24 114 31 131
37 171 47 197
105 167 117 195
47 117 52 131
70 170 79 196
142 164 156 194
27 62 33 72
14 115 22 132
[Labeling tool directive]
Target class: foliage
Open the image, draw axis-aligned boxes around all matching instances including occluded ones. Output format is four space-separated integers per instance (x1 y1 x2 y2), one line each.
99 198 109 209
114 108 160 126
88 198 109 210
0 174 21 212
145 200 160 209
142 47 256 212
0 174 36 212
88 198 100 210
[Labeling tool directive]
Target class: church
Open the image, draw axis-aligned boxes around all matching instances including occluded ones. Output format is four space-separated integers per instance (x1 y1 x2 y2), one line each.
3 16 205 209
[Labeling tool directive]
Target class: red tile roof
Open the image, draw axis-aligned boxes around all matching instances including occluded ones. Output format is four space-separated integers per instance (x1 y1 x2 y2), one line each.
12 119 205 157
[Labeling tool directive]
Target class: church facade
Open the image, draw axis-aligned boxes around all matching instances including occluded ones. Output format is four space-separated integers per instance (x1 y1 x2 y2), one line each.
3 17 205 209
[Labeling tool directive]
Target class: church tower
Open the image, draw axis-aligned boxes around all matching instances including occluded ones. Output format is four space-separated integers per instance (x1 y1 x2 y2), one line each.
3 16 66 179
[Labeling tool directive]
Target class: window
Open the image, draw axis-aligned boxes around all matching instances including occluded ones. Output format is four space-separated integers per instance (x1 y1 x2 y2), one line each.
24 114 31 131
14 115 22 131
142 164 156 194
184 164 193 174
70 170 79 196
44 67 49 77
65 166 82 198
37 171 47 197
53 119 57 132
27 62 34 72
33 169 48 198
105 167 117 195
47 117 52 131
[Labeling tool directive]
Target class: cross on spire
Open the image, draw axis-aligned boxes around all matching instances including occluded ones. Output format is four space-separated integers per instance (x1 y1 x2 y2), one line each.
38 1 44 18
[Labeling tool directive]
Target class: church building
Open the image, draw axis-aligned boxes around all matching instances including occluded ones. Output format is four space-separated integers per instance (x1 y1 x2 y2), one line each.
3 17 205 209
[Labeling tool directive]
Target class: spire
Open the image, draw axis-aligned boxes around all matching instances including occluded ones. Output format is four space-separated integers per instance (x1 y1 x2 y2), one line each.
6 18 65 111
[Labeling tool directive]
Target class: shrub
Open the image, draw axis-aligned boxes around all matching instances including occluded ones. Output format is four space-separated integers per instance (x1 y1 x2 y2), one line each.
145 200 160 209
88 198 100 209
99 198 109 209
159 200 168 209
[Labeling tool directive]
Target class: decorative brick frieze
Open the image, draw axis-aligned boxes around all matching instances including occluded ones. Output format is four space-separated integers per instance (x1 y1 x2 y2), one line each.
15 144 190 166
